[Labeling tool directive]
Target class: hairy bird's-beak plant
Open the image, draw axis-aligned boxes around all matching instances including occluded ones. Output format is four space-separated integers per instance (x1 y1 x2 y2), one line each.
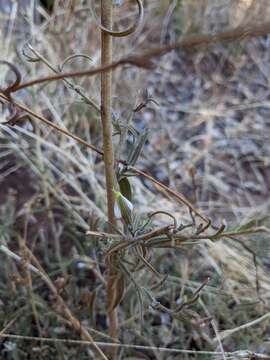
1 1 270 359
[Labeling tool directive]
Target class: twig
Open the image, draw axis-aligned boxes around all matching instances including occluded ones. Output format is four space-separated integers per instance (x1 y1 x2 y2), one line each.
0 93 103 155
130 166 208 222
7 22 270 93
215 311 270 342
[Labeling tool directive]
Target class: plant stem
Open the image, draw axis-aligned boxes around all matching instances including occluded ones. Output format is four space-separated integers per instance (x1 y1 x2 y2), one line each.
101 1 115 228
100 1 118 358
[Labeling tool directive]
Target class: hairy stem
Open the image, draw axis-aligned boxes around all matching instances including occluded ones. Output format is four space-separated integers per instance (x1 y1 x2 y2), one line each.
100 0 118 358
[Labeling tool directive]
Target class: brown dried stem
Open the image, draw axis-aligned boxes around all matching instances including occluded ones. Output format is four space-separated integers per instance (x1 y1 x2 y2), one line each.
100 1 118 357
8 21 270 94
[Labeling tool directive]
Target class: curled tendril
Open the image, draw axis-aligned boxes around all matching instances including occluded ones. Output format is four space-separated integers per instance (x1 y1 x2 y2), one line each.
92 0 143 37
147 211 178 230
58 54 93 72
0 61 22 95
0 61 22 124
0 98 18 125
22 44 40 63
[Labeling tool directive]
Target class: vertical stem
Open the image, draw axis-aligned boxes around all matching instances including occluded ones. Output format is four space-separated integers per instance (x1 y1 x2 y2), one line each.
100 1 118 358
101 1 116 228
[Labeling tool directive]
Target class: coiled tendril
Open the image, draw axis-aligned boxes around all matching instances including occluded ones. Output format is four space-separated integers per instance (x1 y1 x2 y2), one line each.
91 0 143 37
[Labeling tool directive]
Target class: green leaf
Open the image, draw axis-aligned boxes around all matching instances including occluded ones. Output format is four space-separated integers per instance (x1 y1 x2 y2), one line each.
128 129 148 166
119 177 132 202
236 218 258 231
